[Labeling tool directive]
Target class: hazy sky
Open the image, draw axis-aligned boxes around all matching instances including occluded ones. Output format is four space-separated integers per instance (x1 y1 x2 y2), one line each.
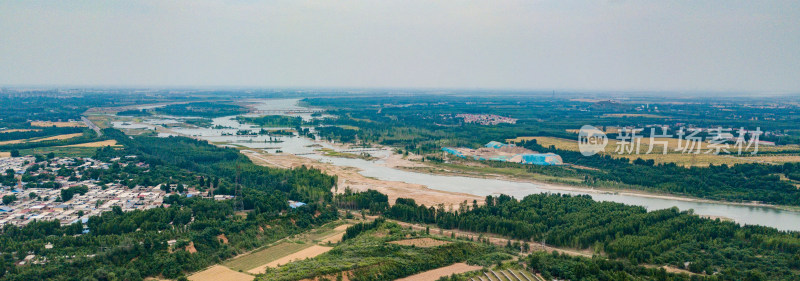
1 0 798 92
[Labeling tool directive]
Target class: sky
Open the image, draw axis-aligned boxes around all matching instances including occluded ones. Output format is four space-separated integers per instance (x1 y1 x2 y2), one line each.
1 0 799 93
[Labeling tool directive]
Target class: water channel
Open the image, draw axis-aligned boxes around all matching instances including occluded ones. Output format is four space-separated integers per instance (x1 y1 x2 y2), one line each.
119 98 800 231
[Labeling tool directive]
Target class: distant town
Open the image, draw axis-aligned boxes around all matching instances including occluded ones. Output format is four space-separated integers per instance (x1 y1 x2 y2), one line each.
0 155 217 228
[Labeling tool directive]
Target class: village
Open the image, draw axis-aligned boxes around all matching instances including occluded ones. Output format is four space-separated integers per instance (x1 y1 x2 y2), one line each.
0 155 207 228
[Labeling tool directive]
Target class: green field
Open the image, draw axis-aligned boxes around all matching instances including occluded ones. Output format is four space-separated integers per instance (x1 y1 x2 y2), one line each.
19 146 99 157
222 220 348 272
223 241 311 272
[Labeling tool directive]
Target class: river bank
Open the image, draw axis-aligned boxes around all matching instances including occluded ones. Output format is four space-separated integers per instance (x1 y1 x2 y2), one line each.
378 151 800 213
242 150 483 208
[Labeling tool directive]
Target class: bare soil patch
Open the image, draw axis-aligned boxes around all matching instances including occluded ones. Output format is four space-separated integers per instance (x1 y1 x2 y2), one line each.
188 265 253 281
30 121 86 127
243 151 481 208
0 152 9 158
0 133 84 145
389 238 451 248
218 234 229 244
59 140 119 147
395 263 481 281
318 224 351 244
186 241 197 253
0 129 40 133
247 245 333 274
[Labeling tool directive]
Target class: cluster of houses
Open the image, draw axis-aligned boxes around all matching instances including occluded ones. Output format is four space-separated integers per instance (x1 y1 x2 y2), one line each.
455 114 517 125
0 156 203 228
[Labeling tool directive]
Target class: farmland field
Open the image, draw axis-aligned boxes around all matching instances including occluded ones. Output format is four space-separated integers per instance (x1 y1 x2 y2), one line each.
18 146 98 158
30 121 86 127
223 221 351 273
60 139 119 147
0 129 40 133
0 133 84 145
224 242 311 272
188 265 253 281
388 237 452 248
248 245 333 274
396 263 482 281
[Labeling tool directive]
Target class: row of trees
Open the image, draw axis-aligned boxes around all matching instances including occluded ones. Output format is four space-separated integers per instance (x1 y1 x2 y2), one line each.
519 139 800 205
156 102 248 118
385 193 800 279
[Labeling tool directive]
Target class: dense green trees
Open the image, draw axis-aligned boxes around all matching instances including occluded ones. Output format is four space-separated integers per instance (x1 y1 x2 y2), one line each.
0 128 339 280
116 109 151 116
0 197 337 280
335 189 389 213
59 185 88 201
527 251 710 281
519 139 800 205
386 193 800 280
156 102 247 118
342 218 385 241
304 95 800 206
237 115 303 127
0 127 84 142
259 220 500 281
103 128 335 207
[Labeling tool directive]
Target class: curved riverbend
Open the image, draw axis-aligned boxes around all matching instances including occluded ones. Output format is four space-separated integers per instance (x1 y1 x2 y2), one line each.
122 98 800 232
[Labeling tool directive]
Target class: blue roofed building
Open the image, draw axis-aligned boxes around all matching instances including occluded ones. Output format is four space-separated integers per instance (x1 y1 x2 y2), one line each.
442 141 563 166
288 200 306 208
513 153 563 165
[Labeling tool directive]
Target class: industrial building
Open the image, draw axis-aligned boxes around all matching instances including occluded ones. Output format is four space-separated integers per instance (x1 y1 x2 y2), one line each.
442 141 563 165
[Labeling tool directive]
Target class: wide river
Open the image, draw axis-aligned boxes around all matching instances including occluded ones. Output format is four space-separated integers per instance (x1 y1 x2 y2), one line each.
129 99 800 232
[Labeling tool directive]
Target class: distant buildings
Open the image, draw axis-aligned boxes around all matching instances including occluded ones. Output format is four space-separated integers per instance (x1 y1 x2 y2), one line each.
455 114 517 125
0 156 177 227
442 141 563 166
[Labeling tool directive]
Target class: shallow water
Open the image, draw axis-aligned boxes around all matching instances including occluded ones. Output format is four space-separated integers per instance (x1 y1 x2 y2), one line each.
144 98 800 231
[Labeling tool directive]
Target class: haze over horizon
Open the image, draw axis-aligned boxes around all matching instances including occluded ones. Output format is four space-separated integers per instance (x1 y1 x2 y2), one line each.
2 1 799 93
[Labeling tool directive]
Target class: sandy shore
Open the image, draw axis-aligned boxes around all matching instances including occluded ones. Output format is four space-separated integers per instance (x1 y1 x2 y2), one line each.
383 155 800 213
243 150 482 208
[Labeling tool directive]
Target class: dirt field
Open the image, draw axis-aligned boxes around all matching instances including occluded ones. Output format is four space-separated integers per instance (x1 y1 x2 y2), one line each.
319 232 346 244
223 221 351 273
188 265 253 281
0 129 40 133
224 242 310 272
60 140 119 147
388 238 452 248
30 121 86 127
243 151 482 208
318 224 351 244
745 155 800 163
0 152 10 158
395 263 482 281
0 133 84 145
247 245 333 274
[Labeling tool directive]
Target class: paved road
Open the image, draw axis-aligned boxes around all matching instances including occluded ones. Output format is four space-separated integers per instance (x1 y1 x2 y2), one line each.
81 116 103 136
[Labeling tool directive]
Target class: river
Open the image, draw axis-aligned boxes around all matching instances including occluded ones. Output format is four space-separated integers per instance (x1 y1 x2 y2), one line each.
119 98 800 232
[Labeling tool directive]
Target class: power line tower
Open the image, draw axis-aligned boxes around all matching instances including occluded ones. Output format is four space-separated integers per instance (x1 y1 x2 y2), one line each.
234 165 244 212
